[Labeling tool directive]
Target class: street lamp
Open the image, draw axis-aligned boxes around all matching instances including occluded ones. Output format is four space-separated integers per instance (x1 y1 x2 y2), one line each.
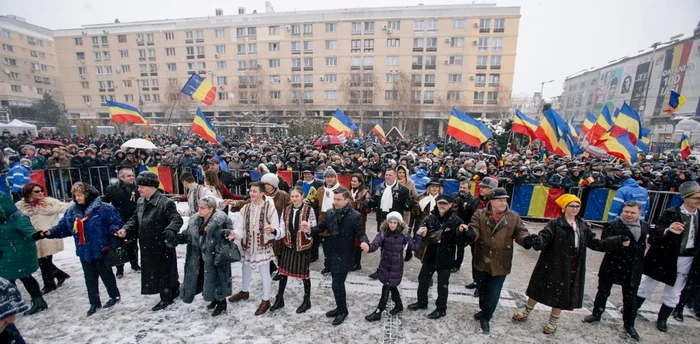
539 79 555 115
128 76 143 108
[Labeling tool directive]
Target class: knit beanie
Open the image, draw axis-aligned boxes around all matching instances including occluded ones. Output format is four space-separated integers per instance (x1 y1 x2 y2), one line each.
0 277 29 320
323 166 337 178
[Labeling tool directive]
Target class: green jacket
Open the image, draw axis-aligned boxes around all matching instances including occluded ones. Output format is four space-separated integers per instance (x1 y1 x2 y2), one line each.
0 192 39 280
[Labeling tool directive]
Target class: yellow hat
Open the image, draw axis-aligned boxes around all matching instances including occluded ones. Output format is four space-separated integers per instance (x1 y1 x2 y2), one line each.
555 194 581 212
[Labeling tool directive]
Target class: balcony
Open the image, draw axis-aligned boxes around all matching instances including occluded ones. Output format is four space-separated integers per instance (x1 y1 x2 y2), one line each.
412 82 422 87
304 83 313 88
476 65 487 70
487 99 498 104
292 50 300 55
412 64 423 70
363 82 374 87
238 84 248 88
424 82 435 87
494 28 504 33
196 38 204 43
363 65 373 70
140 72 148 77
350 82 361 87
141 87 149 91
489 82 500 87
412 47 424 52
292 98 301 104
291 83 301 88
425 64 436 70
426 47 437 52
475 82 485 87
479 28 490 33
304 99 314 104
107 88 115 92
150 72 158 76
137 41 144 46
185 39 193 44
147 41 155 45
98 88 106 92
423 100 434 104
490 65 501 70
197 55 205 59
198 70 207 75
292 67 301 72
474 99 484 104
186 55 195 60
303 67 313 71
138 57 146 62
151 87 159 91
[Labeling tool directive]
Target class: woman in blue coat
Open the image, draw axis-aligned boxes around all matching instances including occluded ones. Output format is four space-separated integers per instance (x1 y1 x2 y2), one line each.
364 211 425 322
42 182 123 317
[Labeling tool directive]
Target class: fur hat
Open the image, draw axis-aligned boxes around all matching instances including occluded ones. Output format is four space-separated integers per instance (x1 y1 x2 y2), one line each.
323 166 337 178
260 173 280 189
136 171 160 188
474 161 488 174
386 211 404 224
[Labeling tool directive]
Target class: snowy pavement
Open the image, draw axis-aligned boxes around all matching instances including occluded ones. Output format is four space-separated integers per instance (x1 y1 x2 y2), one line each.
12 213 700 344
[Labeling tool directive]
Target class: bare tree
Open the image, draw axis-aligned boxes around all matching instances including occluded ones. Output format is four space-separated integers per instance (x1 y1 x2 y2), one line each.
493 84 513 121
387 71 420 135
232 65 275 129
339 69 381 134
162 84 192 133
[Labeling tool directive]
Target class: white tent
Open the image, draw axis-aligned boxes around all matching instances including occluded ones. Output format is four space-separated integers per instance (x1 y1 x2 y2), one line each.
0 119 38 136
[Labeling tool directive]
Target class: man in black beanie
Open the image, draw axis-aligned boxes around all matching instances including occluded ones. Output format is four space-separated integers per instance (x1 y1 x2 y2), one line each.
116 171 183 311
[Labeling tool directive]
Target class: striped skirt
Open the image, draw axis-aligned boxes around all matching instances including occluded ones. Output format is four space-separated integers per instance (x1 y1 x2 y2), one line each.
278 245 311 279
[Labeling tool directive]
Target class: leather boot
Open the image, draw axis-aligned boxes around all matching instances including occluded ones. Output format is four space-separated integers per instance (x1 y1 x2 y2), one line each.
212 300 227 316
24 297 48 316
389 289 403 316
228 291 249 303
206 301 217 310
270 295 285 312
673 303 685 322
296 295 311 314
635 296 645 314
657 304 674 332
365 308 382 322
255 300 271 316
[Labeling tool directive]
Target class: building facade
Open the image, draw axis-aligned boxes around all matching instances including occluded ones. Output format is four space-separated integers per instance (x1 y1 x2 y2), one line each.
561 25 700 142
50 3 519 137
0 15 62 122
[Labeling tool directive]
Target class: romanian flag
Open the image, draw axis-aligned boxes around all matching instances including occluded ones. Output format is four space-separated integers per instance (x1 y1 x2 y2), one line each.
580 113 597 137
191 108 223 144
446 108 493 148
438 166 445 174
589 106 614 144
181 73 217 106
681 133 691 159
146 166 174 194
578 176 595 186
511 185 566 219
512 109 539 139
371 123 387 142
637 127 651 153
568 115 581 141
106 100 148 125
610 103 641 145
325 109 356 136
594 132 638 163
535 108 580 157
426 143 441 155
664 90 687 113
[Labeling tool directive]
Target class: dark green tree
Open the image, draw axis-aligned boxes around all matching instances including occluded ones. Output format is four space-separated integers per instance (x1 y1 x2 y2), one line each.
31 93 66 126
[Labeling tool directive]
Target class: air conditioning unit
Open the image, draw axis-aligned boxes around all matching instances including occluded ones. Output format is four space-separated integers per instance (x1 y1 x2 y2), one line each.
86 102 92 107
219 85 225 90
103 30 108 34
215 53 220 58
386 29 393 34
80 75 86 79
285 25 291 31
79 59 85 64
472 40 478 45
116 69 121 73
444 59 449 64
445 38 452 43
473 23 479 28
320 76 325 81
469 76 474 80
287 77 291 81
381 24 388 30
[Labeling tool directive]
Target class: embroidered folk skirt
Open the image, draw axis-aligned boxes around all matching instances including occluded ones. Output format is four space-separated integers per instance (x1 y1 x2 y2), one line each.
278 245 311 279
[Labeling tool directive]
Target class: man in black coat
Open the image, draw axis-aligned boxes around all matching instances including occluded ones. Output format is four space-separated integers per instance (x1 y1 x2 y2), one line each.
366 168 412 229
453 179 479 273
407 194 474 319
300 188 369 326
583 201 649 341
102 168 141 278
636 181 700 333
116 172 183 312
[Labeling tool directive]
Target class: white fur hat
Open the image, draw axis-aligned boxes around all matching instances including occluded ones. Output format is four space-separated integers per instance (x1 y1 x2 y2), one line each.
260 173 279 189
386 211 403 224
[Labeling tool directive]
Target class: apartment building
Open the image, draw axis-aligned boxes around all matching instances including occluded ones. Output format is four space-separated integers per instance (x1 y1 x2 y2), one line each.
0 15 61 122
50 3 519 136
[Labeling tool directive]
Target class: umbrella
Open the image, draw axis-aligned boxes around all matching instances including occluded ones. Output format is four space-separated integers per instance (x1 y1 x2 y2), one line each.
313 135 344 148
32 139 65 147
121 138 158 150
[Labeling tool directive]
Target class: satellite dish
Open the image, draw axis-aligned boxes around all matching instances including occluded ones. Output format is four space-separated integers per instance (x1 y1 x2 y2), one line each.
3 68 10 74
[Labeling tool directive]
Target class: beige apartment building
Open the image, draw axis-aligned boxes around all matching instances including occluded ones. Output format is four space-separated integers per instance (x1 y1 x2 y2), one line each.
49 3 518 136
0 15 62 122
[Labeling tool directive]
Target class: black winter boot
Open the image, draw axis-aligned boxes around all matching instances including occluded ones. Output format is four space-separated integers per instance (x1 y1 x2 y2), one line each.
673 303 685 322
635 296 645 314
389 288 403 316
270 295 285 312
296 279 311 314
212 300 227 316
365 309 383 322
24 297 48 315
657 304 674 332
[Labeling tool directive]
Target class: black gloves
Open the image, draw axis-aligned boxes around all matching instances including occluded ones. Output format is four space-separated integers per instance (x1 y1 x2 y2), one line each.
523 234 541 250
31 231 47 241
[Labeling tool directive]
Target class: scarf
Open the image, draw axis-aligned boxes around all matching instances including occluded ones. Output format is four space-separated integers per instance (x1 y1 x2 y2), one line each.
418 193 439 213
621 218 641 241
73 216 90 245
29 199 42 207
381 181 396 212
321 182 340 213
328 204 351 237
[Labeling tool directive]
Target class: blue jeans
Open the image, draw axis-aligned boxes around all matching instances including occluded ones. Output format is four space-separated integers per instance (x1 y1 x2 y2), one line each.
473 269 507 321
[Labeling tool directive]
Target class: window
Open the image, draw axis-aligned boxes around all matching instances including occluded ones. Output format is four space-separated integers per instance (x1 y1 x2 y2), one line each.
215 28 225 38
412 56 423 68
39 52 46 59
185 31 194 40
426 37 437 50
145 33 154 43
30 50 38 57
324 74 337 83
218 92 228 101
325 57 337 66
325 90 337 100
351 56 362 67
291 41 301 53
475 74 486 86
487 91 499 104
291 25 301 35
325 23 337 32
121 65 130 73
83 95 92 103
81 81 89 89
123 80 132 87
137 49 146 59
413 38 424 49
478 37 489 51
216 45 226 54
427 19 438 31
2 44 13 52
425 74 436 84
386 56 399 66
236 28 245 37
414 20 424 31
166 47 176 56
196 46 205 56
303 41 313 52
140 64 148 74
387 21 400 30
147 48 155 59
303 24 313 35
216 61 227 70
490 55 502 68
92 37 99 46
494 18 505 32
0 29 10 38
103 51 111 61
424 90 434 102
479 18 491 31
95 66 103 75
142 94 151 102
168 78 177 86
291 74 301 84
364 39 374 52
120 50 129 58
452 19 466 29
165 32 174 40
304 74 314 84
94 51 103 61
385 90 395 100
167 63 176 71
104 66 112 76
217 76 227 85
236 44 245 55
78 67 87 75
124 94 134 102
477 55 488 68
325 40 337 50
147 64 155 74
247 27 256 36
198 61 208 70
363 56 374 67
587 93 594 105
492 37 503 51
304 58 313 68
450 37 465 48
269 59 280 68
74 37 83 46
474 91 485 103
100 36 108 45
351 22 362 34
194 30 204 40
269 75 281 83
411 74 422 84
8 72 19 80
351 40 361 53
185 46 195 56
10 85 22 92
269 26 280 35
387 38 400 47
425 55 437 68
268 42 280 52
449 55 463 65
364 21 375 33
292 58 301 68
270 91 281 100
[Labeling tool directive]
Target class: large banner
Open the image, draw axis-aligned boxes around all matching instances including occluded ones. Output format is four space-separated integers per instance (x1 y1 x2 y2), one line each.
629 61 651 111
652 40 695 116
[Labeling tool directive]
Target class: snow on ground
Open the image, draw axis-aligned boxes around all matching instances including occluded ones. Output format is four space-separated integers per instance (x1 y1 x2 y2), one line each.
12 209 700 344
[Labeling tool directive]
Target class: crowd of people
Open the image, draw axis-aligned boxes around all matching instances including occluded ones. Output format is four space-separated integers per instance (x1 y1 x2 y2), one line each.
0 129 699 342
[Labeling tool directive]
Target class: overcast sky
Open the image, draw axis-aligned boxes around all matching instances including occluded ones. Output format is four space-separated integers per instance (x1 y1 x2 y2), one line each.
2 0 698 98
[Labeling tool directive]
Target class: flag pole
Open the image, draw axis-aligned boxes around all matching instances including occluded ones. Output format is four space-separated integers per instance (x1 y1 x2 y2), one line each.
164 100 179 135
